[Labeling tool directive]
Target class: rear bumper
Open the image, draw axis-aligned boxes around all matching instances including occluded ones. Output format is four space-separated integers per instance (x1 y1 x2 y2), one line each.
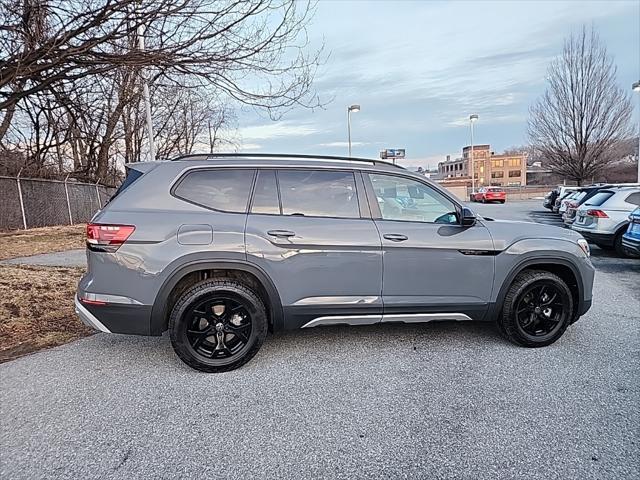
622 235 640 255
75 296 111 333
572 229 614 247
75 293 152 335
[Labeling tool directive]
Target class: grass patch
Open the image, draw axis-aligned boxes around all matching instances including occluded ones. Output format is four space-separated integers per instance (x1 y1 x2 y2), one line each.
0 265 92 363
0 224 86 260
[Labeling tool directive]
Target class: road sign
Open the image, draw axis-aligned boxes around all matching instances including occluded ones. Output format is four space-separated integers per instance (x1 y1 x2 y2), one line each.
380 149 405 160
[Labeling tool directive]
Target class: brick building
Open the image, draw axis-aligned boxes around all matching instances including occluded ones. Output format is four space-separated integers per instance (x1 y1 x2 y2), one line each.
437 145 527 186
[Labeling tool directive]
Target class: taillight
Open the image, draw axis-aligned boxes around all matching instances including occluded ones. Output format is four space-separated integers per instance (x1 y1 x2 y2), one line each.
86 223 135 252
586 209 608 218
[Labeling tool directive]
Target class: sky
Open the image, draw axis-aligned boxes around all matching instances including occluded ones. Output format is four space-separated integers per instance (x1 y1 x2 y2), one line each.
234 0 640 170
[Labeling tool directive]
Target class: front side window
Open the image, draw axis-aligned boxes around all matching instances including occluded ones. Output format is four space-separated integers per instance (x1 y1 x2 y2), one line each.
368 174 458 224
173 168 255 213
277 170 360 218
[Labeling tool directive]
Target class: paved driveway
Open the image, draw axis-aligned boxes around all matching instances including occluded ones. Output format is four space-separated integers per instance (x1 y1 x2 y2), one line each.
1 201 639 479
2 274 639 479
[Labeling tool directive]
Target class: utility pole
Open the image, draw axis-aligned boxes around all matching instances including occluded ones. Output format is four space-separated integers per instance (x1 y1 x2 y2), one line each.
469 114 478 195
138 23 155 162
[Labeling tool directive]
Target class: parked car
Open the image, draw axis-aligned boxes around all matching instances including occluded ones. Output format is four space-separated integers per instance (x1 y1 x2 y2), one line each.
558 190 581 215
553 187 577 213
543 189 558 210
470 187 506 203
571 186 640 256
562 185 613 226
622 207 640 257
76 153 595 372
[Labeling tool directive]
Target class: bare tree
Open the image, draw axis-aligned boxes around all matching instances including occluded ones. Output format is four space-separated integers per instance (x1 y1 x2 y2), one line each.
528 26 633 185
1 0 323 180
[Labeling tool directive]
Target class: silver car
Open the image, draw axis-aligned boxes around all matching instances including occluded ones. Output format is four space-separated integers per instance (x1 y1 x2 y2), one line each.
571 186 640 256
75 154 595 372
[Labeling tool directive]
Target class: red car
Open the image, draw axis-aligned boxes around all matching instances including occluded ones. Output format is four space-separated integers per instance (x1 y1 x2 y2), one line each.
471 187 506 204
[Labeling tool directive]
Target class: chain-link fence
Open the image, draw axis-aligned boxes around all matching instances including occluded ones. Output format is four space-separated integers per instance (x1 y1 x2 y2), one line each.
0 176 116 231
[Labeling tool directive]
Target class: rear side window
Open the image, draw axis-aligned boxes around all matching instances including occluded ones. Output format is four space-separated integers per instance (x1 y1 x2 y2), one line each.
277 170 359 218
585 191 614 207
625 192 640 206
107 168 143 203
173 169 255 213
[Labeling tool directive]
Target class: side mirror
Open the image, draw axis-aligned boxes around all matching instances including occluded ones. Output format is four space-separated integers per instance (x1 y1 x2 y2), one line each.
460 207 476 227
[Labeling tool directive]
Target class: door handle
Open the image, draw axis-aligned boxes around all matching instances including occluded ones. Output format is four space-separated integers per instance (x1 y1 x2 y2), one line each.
267 229 296 238
383 233 408 242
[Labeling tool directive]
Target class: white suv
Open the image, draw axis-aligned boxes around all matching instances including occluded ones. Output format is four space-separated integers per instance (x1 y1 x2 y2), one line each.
571 187 640 256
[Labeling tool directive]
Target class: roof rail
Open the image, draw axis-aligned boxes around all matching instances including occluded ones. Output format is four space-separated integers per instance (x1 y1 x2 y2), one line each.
169 152 405 169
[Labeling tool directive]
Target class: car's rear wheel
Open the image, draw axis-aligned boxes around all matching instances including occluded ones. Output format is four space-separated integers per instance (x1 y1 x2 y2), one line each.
169 279 268 372
498 270 573 347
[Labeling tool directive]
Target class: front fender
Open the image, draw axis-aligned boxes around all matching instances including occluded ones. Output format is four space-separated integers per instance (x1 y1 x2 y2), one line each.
489 238 594 320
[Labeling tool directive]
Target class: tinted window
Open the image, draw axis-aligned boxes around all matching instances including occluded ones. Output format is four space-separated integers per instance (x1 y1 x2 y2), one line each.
585 191 613 206
625 192 640 206
107 168 143 204
251 170 280 214
174 169 255 213
369 174 457 224
278 170 359 218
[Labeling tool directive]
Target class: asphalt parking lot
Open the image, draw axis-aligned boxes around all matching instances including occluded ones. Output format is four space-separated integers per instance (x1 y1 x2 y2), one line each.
1 200 639 479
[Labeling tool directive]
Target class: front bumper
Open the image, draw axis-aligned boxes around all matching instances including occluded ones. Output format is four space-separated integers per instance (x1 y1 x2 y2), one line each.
622 234 640 255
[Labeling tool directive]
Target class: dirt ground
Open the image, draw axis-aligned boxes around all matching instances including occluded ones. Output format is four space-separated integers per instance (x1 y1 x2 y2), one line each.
0 265 92 363
0 224 86 260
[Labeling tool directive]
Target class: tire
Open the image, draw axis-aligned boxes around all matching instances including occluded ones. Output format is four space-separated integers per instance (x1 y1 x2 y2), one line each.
169 278 268 372
481 197 486 203
497 270 574 348
500 200 505 204
613 230 634 257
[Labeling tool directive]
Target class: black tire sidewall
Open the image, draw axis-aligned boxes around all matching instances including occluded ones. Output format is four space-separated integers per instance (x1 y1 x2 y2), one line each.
500 271 574 347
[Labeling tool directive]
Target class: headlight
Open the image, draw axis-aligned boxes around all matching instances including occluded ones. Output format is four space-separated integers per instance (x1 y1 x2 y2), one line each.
577 238 590 257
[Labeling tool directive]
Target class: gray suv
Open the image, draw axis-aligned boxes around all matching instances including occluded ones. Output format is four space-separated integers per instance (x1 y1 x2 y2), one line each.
76 154 595 372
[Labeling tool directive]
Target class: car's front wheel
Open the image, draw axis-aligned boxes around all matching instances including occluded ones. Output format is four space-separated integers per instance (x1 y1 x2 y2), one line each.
169 278 268 372
498 270 573 347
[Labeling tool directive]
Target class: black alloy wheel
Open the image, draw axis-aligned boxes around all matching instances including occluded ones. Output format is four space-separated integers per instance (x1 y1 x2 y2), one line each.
185 296 252 360
498 270 574 347
514 282 568 338
169 279 268 372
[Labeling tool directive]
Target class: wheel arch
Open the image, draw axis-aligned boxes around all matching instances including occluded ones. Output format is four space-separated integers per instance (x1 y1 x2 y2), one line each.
492 257 583 322
150 260 284 335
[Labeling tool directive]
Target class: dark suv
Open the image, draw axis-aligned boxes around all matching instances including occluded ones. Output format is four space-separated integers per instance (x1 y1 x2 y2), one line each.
76 154 595 372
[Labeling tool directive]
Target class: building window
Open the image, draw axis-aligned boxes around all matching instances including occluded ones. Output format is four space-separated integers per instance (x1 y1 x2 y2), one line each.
509 170 521 177
508 158 521 167
491 159 504 168
491 171 504 178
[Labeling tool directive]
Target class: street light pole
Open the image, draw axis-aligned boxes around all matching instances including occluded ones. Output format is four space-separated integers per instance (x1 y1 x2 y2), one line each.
138 23 155 162
469 114 478 195
633 81 640 182
347 104 360 157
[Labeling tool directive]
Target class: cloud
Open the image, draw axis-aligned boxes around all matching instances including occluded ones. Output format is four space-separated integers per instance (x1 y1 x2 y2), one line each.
316 141 369 148
239 143 262 150
239 122 324 141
